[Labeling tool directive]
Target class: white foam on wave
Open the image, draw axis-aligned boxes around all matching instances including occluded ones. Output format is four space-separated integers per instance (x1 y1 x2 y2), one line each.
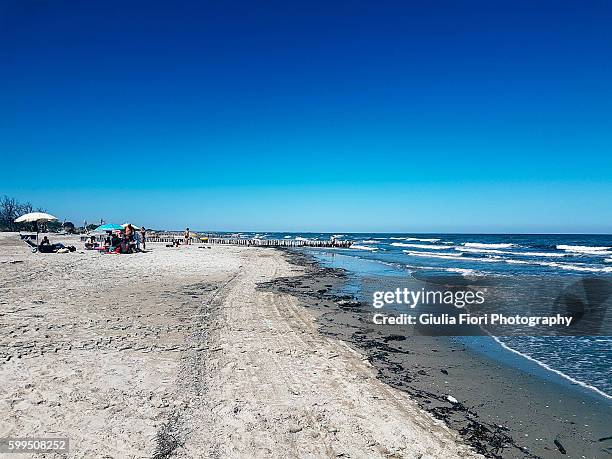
388 237 441 242
526 260 612 273
360 240 380 244
457 247 513 255
351 244 378 251
557 245 612 255
514 251 568 258
492 336 612 400
444 267 478 276
463 242 515 249
405 237 441 242
405 264 481 277
457 247 568 258
391 243 453 249
606 258 612 263
466 255 612 273
404 250 612 273
402 250 462 260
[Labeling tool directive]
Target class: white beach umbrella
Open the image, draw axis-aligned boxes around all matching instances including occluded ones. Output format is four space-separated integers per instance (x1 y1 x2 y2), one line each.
15 212 57 223
15 212 58 242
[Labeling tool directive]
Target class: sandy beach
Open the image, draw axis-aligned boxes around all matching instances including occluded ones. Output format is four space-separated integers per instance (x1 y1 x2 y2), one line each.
0 233 478 458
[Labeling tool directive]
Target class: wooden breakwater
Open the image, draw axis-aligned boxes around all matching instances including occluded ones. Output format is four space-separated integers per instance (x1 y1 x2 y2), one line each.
145 236 200 244
80 234 352 248
206 237 353 248
82 234 201 244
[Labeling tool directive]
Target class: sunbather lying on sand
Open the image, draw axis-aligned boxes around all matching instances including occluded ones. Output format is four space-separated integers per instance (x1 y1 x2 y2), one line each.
26 237 76 253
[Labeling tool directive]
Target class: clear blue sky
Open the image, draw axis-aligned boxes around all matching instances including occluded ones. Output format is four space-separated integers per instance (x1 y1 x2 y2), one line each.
1 1 611 232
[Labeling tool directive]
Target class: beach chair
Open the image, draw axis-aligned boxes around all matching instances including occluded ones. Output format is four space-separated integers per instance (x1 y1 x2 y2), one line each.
24 239 39 253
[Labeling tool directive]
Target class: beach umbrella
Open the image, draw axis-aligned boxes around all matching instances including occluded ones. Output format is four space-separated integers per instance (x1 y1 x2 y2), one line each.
94 223 124 231
15 212 57 223
15 212 58 241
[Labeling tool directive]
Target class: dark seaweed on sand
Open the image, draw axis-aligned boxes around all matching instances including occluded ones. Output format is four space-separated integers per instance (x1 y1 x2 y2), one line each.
258 248 539 459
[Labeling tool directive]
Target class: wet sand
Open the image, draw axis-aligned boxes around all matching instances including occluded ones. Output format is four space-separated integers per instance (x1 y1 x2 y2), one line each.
261 249 612 458
0 233 478 458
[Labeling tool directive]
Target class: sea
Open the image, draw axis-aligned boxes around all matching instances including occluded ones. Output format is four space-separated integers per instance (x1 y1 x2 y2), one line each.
215 232 612 400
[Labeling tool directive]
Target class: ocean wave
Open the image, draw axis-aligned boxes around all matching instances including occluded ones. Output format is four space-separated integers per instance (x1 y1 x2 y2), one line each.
457 247 569 258
557 244 612 255
389 237 441 242
456 247 507 255
444 267 478 276
513 251 570 258
405 264 481 277
492 337 612 400
391 243 453 249
526 260 612 273
405 251 612 273
463 242 515 249
402 250 462 260
351 244 378 251
471 256 612 273
360 240 380 244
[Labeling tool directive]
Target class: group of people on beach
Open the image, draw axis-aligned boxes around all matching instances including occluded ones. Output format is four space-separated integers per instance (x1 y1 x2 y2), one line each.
30 224 152 255
84 224 147 254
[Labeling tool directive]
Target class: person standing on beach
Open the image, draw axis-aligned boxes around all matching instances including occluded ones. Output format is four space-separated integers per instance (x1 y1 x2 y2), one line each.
134 228 141 251
140 227 146 250
184 227 190 245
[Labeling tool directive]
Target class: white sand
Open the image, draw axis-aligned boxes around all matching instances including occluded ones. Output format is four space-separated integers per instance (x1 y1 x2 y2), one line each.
0 233 478 458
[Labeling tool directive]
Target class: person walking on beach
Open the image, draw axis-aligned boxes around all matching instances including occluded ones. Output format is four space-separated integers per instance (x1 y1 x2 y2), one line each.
184 227 190 245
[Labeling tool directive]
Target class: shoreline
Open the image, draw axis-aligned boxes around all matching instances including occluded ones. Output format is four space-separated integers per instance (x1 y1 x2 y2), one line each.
486 335 612 402
267 248 612 458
